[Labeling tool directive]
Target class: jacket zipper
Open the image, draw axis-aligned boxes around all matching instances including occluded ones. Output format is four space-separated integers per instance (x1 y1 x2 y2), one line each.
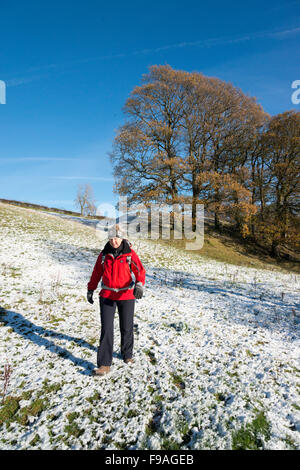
105 253 132 287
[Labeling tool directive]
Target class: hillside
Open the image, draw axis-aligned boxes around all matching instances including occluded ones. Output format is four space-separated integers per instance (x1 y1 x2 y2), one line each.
0 198 105 220
1 199 299 273
0 201 299 450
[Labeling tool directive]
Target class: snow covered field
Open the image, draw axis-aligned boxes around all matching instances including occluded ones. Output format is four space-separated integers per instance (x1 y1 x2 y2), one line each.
0 202 299 450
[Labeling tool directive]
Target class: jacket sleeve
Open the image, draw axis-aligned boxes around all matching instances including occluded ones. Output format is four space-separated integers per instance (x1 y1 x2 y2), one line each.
87 253 104 291
130 249 146 286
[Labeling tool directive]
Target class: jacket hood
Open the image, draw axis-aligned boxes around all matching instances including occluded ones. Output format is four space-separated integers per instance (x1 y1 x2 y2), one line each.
102 238 132 256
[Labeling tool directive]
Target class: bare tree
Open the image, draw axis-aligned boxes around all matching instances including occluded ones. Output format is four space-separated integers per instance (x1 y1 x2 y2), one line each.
74 184 96 216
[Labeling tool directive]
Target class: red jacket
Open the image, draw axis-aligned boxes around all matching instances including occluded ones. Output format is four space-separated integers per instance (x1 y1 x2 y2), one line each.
87 240 146 300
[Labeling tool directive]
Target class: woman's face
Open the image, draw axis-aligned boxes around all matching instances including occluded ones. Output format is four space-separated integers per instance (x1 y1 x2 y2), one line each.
109 237 122 248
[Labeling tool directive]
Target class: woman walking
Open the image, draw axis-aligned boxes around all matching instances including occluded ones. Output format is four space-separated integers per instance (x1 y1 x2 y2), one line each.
87 225 146 376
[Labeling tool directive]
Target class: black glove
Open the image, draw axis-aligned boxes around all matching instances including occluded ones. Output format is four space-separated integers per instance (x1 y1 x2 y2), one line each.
87 290 94 304
133 282 144 299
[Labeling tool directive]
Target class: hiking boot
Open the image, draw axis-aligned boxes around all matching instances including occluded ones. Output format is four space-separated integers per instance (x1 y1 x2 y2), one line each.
124 358 134 365
93 366 110 376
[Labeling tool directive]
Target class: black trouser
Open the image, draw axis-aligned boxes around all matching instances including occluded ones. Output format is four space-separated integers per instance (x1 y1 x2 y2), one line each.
97 296 135 367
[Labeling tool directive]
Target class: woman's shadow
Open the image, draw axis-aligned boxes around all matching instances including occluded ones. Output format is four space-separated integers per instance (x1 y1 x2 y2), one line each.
1 309 97 376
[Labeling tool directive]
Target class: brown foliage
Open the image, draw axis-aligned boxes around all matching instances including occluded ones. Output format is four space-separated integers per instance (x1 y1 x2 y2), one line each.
110 65 299 255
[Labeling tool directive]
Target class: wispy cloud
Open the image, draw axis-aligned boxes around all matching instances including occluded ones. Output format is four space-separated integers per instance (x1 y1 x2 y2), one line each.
53 176 114 181
0 157 87 162
5 25 300 87
141 26 300 53
6 74 50 87
271 27 300 37
49 25 300 61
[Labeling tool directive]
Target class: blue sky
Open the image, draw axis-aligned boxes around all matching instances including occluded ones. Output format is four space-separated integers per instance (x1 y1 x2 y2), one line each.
0 0 299 212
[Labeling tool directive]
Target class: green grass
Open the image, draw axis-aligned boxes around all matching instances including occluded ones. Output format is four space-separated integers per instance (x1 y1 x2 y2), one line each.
145 418 158 436
62 411 84 439
66 411 80 423
126 409 139 418
160 432 181 450
284 435 298 450
86 391 101 404
149 224 300 274
0 380 64 430
64 422 84 438
41 379 63 394
29 434 41 446
231 410 271 450
0 396 21 426
17 397 49 426
170 372 186 391
0 394 49 428
143 348 157 365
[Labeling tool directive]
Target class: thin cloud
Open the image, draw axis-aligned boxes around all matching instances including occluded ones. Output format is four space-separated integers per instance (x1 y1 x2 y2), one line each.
52 25 300 60
0 157 86 162
271 26 300 37
6 74 49 87
6 25 300 87
143 26 300 53
54 176 114 181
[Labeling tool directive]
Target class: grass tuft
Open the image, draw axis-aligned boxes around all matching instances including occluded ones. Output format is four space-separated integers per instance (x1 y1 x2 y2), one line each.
231 410 271 450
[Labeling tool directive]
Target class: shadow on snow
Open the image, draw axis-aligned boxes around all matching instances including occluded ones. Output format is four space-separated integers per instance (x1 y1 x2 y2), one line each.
1 310 97 376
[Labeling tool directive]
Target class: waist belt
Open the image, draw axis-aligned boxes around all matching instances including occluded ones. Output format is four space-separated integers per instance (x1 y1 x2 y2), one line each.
101 280 135 292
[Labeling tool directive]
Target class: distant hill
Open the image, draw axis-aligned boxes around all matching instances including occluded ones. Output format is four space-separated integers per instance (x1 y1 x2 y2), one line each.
0 198 105 220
